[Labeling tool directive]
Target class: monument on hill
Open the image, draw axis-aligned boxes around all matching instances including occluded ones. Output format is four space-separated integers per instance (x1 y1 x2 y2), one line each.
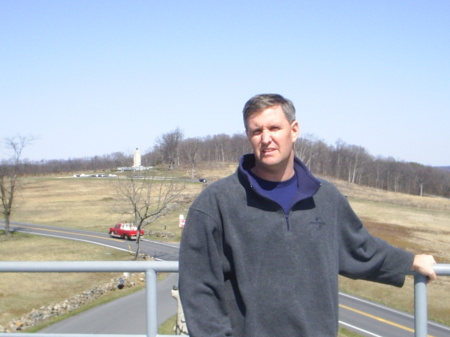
133 148 141 168
117 148 152 171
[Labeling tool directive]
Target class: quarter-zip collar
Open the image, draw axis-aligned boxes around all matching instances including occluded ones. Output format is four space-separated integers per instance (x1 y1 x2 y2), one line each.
238 153 321 205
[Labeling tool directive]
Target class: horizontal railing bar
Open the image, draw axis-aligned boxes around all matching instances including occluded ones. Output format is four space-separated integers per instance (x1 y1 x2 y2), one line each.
0 261 179 273
2 262 449 274
432 264 450 275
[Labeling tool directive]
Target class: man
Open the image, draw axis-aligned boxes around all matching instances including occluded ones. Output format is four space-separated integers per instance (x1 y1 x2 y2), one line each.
179 94 437 337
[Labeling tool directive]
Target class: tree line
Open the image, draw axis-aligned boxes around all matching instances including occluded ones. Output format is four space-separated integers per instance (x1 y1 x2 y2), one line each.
2 130 449 198
148 129 449 198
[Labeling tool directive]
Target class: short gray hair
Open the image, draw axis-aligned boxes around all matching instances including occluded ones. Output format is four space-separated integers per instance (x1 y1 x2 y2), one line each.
243 94 296 130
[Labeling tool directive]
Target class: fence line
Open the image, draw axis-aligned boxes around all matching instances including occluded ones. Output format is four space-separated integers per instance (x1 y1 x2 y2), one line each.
1 261 449 337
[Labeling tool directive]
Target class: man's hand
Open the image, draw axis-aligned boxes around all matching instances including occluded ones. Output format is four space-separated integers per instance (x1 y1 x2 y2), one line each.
411 254 437 282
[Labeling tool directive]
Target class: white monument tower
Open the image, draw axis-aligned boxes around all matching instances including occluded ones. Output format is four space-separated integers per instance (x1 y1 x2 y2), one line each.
133 148 141 168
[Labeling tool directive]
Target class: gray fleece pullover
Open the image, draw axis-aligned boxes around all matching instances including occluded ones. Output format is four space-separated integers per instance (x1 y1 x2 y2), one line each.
179 154 414 337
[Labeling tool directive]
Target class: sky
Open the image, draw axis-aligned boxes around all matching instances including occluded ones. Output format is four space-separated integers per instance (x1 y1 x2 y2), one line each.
1 1 449 166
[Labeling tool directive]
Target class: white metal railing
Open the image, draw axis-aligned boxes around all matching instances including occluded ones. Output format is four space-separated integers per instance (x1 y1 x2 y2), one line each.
0 261 449 337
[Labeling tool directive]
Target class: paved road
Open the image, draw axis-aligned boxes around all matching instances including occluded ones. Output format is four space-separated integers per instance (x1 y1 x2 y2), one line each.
41 274 179 334
338 293 450 337
3 222 450 336
6 221 180 261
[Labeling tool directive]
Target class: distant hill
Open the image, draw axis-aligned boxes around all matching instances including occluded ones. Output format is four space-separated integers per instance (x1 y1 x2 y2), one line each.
436 166 450 172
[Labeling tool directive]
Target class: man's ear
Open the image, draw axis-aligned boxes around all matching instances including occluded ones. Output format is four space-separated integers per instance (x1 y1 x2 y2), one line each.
291 120 300 141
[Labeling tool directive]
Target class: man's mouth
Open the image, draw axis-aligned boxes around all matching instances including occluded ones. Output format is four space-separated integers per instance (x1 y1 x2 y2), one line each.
262 148 276 154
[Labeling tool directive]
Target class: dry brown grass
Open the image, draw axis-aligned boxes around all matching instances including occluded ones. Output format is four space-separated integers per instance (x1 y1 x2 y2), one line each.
0 233 134 327
14 177 118 230
14 174 203 235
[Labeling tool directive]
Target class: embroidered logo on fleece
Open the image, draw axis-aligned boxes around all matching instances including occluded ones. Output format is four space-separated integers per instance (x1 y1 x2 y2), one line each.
309 217 325 227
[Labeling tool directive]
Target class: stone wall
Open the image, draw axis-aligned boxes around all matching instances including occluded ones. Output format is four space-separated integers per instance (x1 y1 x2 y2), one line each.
0 273 145 333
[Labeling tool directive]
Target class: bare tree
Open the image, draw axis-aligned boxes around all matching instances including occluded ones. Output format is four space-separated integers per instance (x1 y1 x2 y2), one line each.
345 145 370 184
0 136 34 237
331 139 347 180
229 133 251 161
155 128 184 169
211 134 230 162
296 134 320 169
114 170 185 259
180 138 201 179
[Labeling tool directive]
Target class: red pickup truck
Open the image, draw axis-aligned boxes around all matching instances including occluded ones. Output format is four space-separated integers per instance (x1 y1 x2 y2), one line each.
109 223 144 240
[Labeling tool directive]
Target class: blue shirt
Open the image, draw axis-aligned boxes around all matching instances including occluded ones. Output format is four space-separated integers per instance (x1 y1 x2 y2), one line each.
249 171 298 214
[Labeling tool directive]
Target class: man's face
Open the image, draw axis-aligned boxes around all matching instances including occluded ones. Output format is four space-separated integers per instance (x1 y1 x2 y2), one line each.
246 105 299 178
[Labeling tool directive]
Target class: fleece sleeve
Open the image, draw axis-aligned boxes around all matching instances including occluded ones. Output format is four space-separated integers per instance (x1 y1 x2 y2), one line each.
178 207 234 337
336 191 414 287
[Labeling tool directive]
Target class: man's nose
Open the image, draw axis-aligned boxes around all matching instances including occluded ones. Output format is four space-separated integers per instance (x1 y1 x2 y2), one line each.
261 130 271 144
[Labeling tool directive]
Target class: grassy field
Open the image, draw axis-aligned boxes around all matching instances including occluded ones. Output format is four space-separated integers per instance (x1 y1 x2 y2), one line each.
2 163 450 332
0 232 143 328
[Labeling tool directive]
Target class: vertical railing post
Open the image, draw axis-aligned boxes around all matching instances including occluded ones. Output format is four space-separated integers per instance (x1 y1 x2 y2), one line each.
414 273 427 337
146 268 158 337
